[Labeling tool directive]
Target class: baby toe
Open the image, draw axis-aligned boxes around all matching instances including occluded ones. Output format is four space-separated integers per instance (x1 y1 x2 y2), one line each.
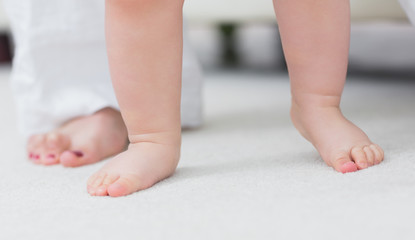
95 186 108 196
370 144 383 165
87 172 100 187
87 172 107 196
351 146 368 170
363 146 375 167
107 175 145 198
331 151 358 174
95 174 120 196
377 144 385 161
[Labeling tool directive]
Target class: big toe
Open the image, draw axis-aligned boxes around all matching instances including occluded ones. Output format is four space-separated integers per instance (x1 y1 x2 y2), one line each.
331 152 358 174
370 144 384 165
60 149 98 168
107 175 148 197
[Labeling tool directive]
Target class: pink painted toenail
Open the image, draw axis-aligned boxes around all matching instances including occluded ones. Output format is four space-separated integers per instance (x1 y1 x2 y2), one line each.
47 154 56 159
340 162 358 174
29 153 34 159
34 155 40 160
71 151 84 157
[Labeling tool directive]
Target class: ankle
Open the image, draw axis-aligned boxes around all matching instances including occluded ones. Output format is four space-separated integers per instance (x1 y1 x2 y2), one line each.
291 93 341 113
128 130 181 146
290 98 343 139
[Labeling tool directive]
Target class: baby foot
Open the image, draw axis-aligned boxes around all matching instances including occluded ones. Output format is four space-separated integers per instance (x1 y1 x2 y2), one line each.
26 107 128 167
87 132 181 197
290 103 384 173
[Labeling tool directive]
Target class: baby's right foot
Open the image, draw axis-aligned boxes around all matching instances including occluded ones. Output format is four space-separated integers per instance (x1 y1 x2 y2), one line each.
87 132 181 197
26 107 128 167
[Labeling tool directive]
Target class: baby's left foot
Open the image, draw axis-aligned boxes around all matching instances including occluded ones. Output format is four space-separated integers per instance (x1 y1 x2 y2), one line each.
291 103 384 173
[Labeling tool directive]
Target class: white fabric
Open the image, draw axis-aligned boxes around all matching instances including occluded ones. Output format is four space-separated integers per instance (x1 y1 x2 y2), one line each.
2 0 203 139
400 0 415 24
1 69 415 240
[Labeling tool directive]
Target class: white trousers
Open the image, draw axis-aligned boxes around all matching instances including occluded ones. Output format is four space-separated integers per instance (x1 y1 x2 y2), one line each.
400 0 415 24
3 0 203 139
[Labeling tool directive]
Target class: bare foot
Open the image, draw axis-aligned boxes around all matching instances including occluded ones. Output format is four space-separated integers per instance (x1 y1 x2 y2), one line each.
290 103 384 173
87 132 181 197
26 107 128 167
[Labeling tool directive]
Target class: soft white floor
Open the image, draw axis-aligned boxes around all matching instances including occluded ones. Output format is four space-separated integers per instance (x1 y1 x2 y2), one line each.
1 67 415 240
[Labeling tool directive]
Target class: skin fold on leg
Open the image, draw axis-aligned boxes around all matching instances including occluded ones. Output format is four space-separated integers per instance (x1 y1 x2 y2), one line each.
87 0 184 197
273 0 384 173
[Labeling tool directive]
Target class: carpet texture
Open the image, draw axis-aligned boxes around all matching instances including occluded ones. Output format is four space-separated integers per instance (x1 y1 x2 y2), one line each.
1 67 415 240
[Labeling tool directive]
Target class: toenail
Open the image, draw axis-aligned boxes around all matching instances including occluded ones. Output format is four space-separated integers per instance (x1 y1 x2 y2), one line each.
359 161 368 169
34 155 40 160
71 151 84 157
47 154 56 159
340 162 358 173
29 153 34 159
97 187 106 195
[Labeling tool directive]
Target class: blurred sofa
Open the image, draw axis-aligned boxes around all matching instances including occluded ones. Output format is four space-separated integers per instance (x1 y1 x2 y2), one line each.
0 0 409 29
0 3 7 30
183 0 408 24
0 0 413 70
183 0 415 71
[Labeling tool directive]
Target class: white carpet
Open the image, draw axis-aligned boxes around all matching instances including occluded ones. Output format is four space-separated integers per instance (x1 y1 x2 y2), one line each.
1 67 415 240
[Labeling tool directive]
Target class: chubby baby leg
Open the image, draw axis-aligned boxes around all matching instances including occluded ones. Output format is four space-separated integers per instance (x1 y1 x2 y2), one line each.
274 0 384 173
87 0 184 197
